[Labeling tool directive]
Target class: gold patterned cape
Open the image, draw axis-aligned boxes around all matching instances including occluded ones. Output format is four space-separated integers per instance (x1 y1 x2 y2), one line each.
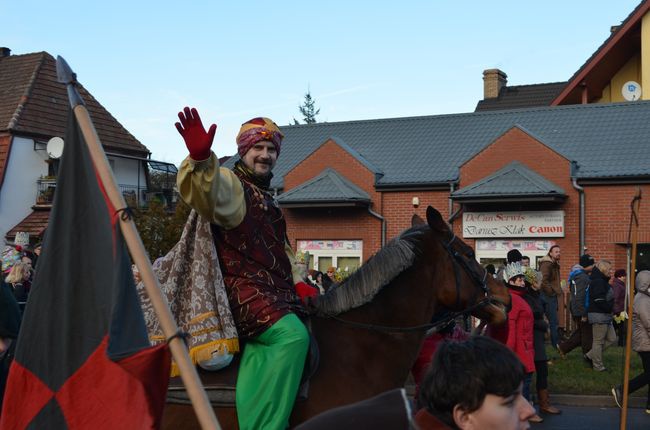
137 210 239 376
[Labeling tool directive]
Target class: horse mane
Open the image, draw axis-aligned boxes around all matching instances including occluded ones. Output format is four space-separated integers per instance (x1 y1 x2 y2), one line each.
315 226 426 315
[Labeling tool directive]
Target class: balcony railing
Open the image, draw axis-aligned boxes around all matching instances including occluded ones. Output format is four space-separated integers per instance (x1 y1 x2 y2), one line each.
35 178 176 210
119 184 148 207
36 177 57 205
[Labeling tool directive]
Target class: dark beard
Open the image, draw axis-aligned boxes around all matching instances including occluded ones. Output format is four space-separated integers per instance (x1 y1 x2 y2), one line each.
234 160 273 189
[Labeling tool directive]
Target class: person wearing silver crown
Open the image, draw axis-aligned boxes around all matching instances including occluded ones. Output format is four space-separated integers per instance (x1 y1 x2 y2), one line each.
501 261 537 422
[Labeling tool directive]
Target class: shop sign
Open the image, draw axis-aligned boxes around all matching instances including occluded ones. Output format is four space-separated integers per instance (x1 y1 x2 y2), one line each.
462 211 564 238
297 240 362 251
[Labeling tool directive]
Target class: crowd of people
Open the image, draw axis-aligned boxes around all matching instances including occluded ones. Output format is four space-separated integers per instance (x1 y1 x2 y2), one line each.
0 240 40 411
483 246 650 421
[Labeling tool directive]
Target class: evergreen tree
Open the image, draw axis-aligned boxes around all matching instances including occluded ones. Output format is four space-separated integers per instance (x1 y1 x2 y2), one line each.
297 89 320 124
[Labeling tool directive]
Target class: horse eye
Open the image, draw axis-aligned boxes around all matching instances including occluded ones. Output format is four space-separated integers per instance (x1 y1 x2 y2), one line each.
467 250 475 258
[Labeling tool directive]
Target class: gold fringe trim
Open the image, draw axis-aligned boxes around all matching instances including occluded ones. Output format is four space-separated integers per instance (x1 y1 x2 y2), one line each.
188 312 216 325
169 338 240 377
150 324 224 343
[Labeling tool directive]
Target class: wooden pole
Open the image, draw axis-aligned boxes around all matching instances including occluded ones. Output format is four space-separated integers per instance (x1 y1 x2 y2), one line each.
620 188 642 430
55 55 220 429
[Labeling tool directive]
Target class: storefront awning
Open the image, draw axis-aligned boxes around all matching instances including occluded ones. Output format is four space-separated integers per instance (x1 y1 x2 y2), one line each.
452 161 566 203
277 168 371 208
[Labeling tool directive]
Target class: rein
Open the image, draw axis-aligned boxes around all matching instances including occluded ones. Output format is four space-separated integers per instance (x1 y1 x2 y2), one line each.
324 298 492 335
321 231 501 335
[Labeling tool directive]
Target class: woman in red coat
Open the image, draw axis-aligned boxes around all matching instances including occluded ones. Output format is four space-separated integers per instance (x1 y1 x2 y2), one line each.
504 262 536 405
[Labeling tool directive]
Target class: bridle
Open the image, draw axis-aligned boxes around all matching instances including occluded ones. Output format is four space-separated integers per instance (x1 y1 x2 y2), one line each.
323 230 508 335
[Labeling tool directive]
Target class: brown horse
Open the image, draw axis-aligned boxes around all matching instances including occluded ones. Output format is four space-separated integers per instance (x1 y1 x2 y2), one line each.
162 206 510 429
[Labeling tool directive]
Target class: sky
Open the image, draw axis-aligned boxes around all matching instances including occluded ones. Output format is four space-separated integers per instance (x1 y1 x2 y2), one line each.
2 0 643 165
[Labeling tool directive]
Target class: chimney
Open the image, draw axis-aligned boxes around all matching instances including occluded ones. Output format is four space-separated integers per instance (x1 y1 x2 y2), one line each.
483 69 507 99
0 47 11 58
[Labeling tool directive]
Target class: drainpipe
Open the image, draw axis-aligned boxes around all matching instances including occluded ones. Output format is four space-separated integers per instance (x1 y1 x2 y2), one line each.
571 161 585 255
448 182 455 222
367 207 386 247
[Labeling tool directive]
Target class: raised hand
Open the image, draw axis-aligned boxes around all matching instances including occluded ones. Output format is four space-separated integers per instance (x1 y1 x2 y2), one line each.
175 107 217 160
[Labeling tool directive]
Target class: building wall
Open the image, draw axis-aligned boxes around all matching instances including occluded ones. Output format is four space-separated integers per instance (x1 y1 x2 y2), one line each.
285 207 381 265
0 136 49 239
643 11 650 99
455 127 580 279
284 139 383 262
382 191 450 240
582 184 650 269
596 54 641 103
284 138 382 212
107 156 148 189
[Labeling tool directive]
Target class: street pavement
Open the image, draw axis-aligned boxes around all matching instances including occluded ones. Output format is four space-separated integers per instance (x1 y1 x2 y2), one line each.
532 405 648 429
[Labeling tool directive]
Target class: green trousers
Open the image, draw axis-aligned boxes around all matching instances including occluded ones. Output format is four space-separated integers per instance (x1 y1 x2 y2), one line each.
236 313 309 430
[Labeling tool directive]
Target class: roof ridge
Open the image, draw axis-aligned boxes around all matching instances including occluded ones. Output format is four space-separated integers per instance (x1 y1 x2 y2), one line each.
510 165 552 192
7 52 48 130
280 99 650 131
456 161 565 195
506 81 567 89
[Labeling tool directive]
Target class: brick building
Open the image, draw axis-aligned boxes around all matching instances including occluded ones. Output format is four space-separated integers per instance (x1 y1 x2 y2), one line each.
222 101 650 278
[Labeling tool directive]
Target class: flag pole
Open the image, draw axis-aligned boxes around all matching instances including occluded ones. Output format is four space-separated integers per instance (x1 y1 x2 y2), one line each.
620 187 641 430
56 56 220 430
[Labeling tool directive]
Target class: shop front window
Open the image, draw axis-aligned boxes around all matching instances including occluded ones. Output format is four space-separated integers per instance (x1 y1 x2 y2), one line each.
297 240 363 274
318 257 333 273
337 257 361 272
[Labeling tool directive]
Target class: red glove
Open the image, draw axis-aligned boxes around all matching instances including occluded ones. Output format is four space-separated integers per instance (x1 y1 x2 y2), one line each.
175 107 217 161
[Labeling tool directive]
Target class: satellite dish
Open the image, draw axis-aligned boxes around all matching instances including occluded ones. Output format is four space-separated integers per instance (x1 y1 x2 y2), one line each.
46 137 64 159
622 81 642 101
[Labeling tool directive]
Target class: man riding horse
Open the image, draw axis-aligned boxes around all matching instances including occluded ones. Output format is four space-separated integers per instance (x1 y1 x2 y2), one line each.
175 108 309 430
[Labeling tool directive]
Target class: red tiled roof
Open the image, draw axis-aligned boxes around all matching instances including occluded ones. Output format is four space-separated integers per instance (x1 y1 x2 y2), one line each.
0 51 149 156
5 208 51 241
0 135 12 192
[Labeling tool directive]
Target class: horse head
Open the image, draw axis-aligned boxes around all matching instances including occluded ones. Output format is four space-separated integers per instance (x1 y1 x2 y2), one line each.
414 206 510 326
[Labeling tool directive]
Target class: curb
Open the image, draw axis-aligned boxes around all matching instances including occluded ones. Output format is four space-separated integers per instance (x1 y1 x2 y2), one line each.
550 393 646 408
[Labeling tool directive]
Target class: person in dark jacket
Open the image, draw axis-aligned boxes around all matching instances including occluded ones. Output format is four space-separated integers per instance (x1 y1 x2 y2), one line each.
611 269 627 346
585 260 617 372
0 278 22 410
523 267 561 420
538 246 562 349
558 254 594 359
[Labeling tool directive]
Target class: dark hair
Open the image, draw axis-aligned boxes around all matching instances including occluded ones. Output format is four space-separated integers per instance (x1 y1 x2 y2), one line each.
521 255 530 261
485 264 496 275
418 336 525 428
506 249 522 263
548 245 560 255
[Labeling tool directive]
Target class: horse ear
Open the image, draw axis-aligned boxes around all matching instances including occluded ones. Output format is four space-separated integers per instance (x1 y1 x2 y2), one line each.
426 206 448 232
411 214 425 227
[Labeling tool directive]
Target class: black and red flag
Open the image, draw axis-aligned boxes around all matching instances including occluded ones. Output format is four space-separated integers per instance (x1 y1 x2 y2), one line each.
0 111 171 429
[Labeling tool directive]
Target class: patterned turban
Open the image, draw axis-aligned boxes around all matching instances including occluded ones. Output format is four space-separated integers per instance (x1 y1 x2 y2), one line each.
236 117 284 158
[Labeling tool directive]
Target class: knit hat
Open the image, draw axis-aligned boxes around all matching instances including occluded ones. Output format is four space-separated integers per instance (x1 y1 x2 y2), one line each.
236 117 284 158
579 254 595 268
507 249 523 264
614 269 626 278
